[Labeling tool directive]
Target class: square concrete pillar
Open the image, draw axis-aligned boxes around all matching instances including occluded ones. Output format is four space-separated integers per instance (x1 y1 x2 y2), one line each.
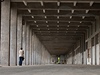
22 24 27 65
10 5 17 66
17 15 22 65
32 34 34 65
32 33 36 65
29 28 32 65
1 0 10 66
33 34 36 65
26 25 30 65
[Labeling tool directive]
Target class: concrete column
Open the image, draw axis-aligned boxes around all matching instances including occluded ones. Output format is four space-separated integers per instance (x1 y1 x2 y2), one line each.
33 33 35 65
91 37 95 65
1 0 10 66
29 28 32 65
34 35 37 65
88 40 92 65
10 5 17 66
22 24 27 65
32 33 34 65
41 45 43 64
0 2 1 65
99 33 100 65
26 25 30 65
84 49 87 65
95 34 99 65
79 36 84 64
39 44 42 64
28 27 30 65
17 15 22 65
33 33 36 65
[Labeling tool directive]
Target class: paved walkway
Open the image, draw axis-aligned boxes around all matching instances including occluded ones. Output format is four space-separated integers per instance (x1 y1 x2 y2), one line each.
0 64 100 75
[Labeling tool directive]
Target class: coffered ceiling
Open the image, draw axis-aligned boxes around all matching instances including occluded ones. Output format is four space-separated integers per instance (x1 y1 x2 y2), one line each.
11 0 100 55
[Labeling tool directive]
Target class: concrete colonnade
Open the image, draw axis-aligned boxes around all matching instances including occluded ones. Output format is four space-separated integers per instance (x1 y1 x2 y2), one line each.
0 0 51 66
66 16 100 65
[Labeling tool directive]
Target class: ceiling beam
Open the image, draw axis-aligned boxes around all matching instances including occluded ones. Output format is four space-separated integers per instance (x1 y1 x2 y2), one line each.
11 0 100 2
27 21 92 25
26 20 94 22
18 8 100 11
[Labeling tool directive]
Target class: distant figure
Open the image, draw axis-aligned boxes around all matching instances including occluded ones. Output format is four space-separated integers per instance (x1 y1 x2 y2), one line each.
19 48 24 66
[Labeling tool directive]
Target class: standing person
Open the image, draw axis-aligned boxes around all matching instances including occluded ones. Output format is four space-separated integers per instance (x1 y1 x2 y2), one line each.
19 48 24 66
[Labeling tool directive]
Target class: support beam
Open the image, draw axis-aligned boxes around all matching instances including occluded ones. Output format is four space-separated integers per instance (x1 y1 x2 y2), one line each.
26 25 30 65
11 0 100 2
1 0 10 66
10 5 17 66
23 24 27 65
17 15 22 65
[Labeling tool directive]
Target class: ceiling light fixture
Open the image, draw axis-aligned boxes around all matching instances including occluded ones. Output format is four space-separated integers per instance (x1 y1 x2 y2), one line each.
34 21 37 23
90 1 94 6
46 21 48 23
78 25 80 27
36 25 39 27
67 25 69 27
74 1 77 6
28 9 31 13
86 10 89 13
70 16 72 19
45 16 47 18
58 9 60 13
57 16 59 19
57 25 59 27
32 16 34 18
72 10 74 13
57 21 59 23
82 16 85 19
57 2 60 6
40 1 44 6
43 9 45 13
23 1 27 6
80 21 82 23
47 25 49 27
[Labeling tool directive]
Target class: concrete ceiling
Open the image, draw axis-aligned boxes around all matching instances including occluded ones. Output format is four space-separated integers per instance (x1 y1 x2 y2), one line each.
11 0 100 55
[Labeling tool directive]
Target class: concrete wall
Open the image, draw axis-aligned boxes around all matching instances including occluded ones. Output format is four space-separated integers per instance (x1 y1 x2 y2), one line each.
31 32 51 65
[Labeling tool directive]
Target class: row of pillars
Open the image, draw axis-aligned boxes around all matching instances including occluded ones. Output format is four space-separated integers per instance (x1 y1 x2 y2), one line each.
67 40 82 65
66 33 100 65
0 0 51 66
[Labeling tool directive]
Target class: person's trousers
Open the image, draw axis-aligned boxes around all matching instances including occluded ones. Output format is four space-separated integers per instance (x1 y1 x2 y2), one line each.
19 57 23 66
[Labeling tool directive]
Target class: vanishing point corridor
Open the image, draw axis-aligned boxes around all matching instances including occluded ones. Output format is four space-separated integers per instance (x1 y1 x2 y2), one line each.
0 0 100 75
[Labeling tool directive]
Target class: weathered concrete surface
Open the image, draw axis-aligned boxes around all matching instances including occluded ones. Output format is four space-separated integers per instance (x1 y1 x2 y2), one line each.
0 65 100 75
1 0 10 66
10 5 17 66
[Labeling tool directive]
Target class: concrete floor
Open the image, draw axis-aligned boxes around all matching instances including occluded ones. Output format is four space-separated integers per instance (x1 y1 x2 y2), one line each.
0 65 100 75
